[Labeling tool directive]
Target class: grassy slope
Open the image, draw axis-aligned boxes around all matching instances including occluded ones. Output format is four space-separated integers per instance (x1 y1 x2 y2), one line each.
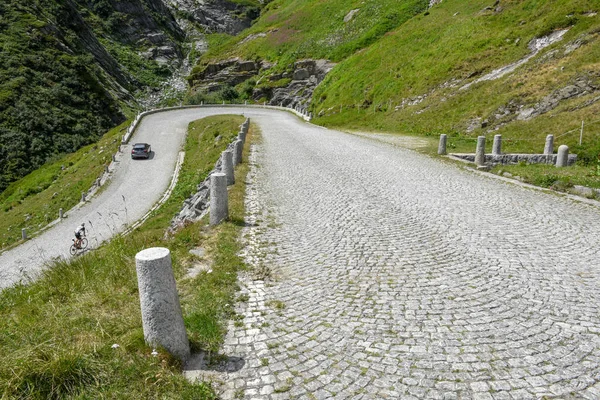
0 0 180 193
0 115 250 398
191 0 428 76
314 0 600 142
311 0 600 188
195 0 600 188
0 121 129 250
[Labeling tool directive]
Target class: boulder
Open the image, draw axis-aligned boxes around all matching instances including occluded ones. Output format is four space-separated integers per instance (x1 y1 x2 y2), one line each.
293 68 310 80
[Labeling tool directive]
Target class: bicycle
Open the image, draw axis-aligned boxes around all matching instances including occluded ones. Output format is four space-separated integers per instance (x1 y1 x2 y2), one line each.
69 237 88 255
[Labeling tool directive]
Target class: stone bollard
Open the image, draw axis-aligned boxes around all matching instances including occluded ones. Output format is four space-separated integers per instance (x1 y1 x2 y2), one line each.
135 247 190 361
95 178 101 187
221 150 235 185
438 134 447 155
492 135 502 156
544 134 554 155
21 228 27 240
59 208 63 219
81 192 86 202
210 173 228 225
556 145 569 167
475 136 486 166
233 139 243 166
238 131 245 144
112 154 116 162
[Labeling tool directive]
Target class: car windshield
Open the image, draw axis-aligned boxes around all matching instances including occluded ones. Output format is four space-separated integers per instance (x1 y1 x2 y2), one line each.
133 144 146 149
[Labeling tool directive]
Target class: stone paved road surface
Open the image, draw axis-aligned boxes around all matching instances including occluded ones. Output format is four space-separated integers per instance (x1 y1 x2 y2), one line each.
217 112 600 399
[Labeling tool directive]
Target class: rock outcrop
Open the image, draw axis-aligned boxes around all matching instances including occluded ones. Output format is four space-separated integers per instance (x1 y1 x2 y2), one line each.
74 0 184 72
190 58 263 92
267 59 336 110
516 77 598 120
166 0 258 35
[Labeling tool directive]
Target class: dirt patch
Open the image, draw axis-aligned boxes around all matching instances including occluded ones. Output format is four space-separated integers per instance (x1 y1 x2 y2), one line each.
345 131 430 149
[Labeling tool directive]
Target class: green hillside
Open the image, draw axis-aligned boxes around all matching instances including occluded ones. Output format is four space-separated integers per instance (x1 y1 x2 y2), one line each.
0 0 182 193
313 0 600 152
192 0 428 74
192 0 600 165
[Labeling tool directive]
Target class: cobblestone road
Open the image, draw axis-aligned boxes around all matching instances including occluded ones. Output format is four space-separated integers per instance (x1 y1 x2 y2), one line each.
217 113 600 400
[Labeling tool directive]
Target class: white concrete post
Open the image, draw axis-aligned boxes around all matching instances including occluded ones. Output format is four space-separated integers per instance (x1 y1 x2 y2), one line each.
438 134 447 155
492 135 502 156
222 150 235 185
233 139 243 166
556 145 569 167
135 247 190 361
21 228 27 240
210 173 228 225
81 192 86 202
59 208 63 219
475 136 486 166
544 135 554 155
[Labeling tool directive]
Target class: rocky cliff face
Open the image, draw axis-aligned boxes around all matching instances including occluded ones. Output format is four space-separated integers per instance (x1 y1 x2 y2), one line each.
190 58 264 92
189 57 336 110
267 59 336 110
74 0 184 73
166 0 259 35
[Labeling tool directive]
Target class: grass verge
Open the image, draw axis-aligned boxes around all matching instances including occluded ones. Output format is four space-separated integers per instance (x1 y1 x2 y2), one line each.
489 163 600 191
0 114 252 398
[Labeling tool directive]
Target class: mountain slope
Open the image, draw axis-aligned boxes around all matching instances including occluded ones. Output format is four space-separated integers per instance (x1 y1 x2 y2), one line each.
0 0 183 193
191 0 600 161
313 0 600 153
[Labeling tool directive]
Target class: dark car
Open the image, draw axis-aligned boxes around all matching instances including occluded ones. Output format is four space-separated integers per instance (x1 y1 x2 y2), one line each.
131 143 151 159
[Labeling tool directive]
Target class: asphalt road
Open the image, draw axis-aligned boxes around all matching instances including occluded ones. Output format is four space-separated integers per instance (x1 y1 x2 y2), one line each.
0 106 276 290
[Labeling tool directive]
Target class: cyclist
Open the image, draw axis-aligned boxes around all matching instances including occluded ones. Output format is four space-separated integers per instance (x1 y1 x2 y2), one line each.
74 223 86 249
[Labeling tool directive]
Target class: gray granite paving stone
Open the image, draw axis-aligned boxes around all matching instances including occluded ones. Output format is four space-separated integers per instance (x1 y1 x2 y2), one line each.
218 114 600 399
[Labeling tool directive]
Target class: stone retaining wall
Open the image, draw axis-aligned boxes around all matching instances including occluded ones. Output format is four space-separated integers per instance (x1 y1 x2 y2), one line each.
450 153 578 166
